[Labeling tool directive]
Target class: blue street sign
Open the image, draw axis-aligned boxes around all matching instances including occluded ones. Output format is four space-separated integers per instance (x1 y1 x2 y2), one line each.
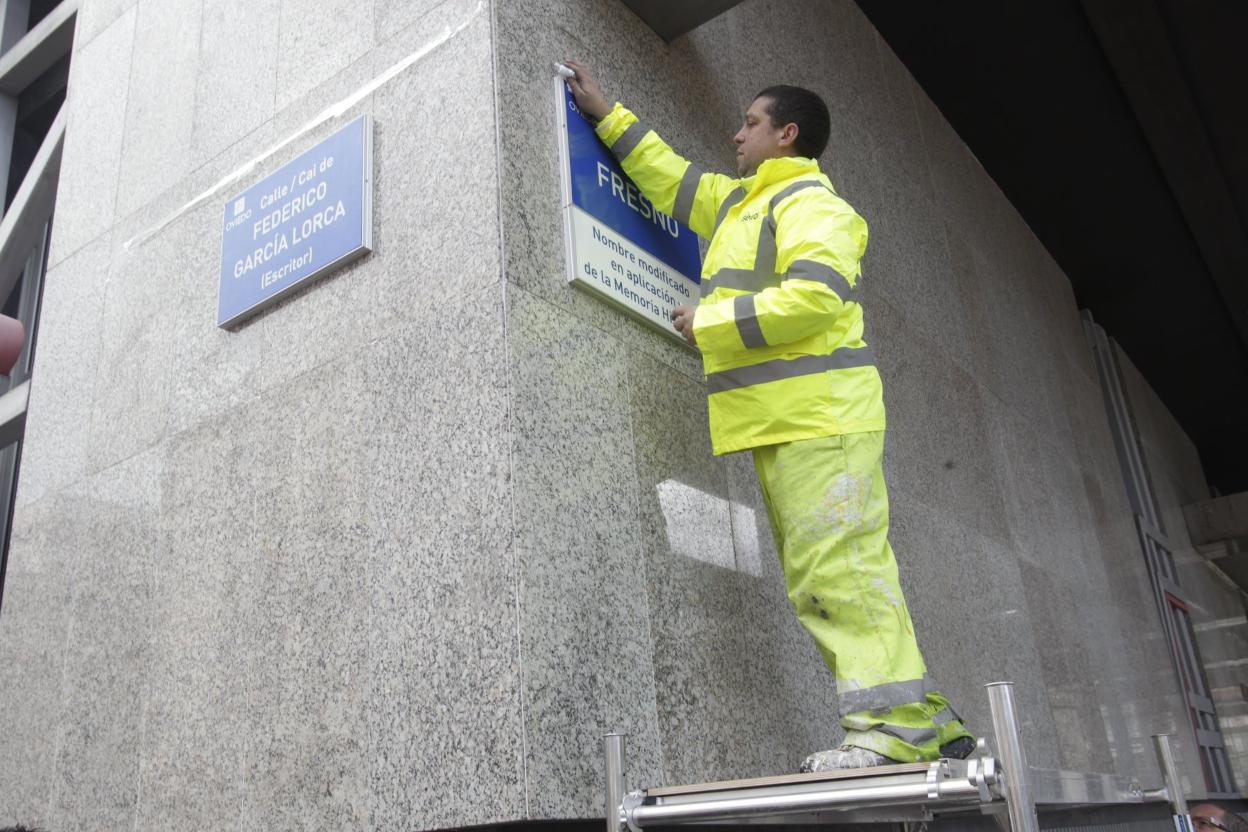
562 84 701 278
557 81 701 340
218 115 373 328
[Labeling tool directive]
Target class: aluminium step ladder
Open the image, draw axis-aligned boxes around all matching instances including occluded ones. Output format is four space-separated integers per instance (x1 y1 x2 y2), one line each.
603 682 1193 832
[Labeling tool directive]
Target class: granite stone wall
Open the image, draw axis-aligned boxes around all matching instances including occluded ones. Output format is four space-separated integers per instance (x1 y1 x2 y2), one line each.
0 0 1235 829
493 0 1208 812
0 0 521 829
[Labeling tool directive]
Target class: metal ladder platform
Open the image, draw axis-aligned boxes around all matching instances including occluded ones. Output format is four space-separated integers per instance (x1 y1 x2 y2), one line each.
604 682 1193 831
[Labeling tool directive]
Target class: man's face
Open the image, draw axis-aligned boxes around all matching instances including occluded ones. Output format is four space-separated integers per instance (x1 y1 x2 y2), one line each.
1191 804 1232 831
734 97 792 176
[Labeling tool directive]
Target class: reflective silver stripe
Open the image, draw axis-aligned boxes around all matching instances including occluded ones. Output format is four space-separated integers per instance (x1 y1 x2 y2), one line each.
713 189 745 235
672 163 703 225
700 267 781 297
701 220 780 298
845 707 957 731
700 268 741 297
839 676 936 715
788 259 856 302
754 214 778 278
705 345 876 394
734 294 766 348
761 178 834 270
769 179 833 217
702 260 854 301
841 713 940 747
838 708 938 748
877 724 940 746
840 714 873 733
610 120 650 161
701 180 842 302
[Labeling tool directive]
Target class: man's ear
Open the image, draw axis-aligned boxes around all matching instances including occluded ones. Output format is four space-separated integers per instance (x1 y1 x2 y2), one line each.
778 122 800 149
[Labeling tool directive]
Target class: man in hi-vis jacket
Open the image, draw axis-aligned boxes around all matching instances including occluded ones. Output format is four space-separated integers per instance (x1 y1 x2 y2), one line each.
564 61 976 771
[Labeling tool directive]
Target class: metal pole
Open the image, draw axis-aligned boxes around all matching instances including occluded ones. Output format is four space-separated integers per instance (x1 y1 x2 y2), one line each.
1152 734 1189 818
605 733 627 832
627 777 986 825
986 682 1040 832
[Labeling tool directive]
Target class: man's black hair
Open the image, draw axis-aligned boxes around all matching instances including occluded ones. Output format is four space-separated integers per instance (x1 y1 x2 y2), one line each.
1192 803 1248 832
754 85 831 159
1216 807 1248 832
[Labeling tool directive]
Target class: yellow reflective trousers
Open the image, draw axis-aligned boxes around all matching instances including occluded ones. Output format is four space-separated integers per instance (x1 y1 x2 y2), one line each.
754 431 973 762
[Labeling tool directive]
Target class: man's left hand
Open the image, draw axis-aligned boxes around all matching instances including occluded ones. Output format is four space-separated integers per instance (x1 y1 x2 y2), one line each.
671 304 698 348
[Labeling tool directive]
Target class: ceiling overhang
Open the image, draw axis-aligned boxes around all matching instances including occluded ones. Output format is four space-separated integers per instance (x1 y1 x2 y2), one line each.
619 0 745 41
1080 0 1248 350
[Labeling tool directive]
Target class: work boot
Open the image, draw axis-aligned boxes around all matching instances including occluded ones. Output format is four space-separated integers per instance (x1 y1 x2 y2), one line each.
801 736 977 772
939 736 976 760
799 745 891 772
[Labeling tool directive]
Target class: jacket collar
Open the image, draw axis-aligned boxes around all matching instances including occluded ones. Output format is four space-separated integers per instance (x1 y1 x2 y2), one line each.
739 156 821 193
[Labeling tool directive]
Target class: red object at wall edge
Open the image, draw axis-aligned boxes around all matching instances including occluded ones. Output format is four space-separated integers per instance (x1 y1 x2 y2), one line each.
0 315 25 375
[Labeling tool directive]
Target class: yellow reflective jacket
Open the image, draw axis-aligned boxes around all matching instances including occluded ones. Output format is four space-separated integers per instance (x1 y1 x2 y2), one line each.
595 103 885 455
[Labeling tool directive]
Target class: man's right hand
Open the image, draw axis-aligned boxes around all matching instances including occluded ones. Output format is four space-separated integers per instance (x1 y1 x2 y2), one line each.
671 304 698 348
563 60 612 122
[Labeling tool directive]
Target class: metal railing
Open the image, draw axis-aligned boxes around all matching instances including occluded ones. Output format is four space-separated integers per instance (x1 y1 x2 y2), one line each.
604 681 1193 831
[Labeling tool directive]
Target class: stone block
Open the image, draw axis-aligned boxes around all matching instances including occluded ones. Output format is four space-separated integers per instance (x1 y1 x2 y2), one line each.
48 5 135 266
16 235 109 506
868 294 1011 547
136 416 254 831
88 197 219 472
507 284 664 816
368 0 499 319
276 0 374 110
114 0 203 219
1014 558 1117 774
47 575 150 830
364 287 523 830
241 372 373 832
192 0 280 168
375 0 447 46
0 494 80 827
982 394 1091 570
859 171 971 374
73 0 137 48
46 450 162 831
